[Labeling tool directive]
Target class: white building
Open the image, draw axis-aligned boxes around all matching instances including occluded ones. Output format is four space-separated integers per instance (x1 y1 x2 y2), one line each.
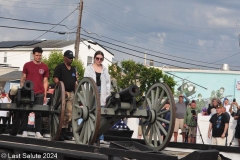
0 39 114 70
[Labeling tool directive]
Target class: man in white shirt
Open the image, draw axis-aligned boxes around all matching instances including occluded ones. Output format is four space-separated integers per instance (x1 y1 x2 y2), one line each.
0 93 11 125
223 98 231 116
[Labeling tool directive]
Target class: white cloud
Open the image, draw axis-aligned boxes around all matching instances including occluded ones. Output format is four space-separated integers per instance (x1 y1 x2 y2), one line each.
198 39 207 46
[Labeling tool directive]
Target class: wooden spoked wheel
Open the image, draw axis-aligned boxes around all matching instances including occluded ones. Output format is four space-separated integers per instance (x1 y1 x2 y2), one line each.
141 83 176 151
50 81 65 141
72 77 101 145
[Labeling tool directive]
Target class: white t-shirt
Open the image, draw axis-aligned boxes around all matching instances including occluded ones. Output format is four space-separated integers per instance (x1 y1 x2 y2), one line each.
224 104 231 115
0 97 11 117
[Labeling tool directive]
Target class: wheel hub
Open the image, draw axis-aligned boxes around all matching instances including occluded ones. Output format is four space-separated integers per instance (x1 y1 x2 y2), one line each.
148 109 156 123
82 106 89 121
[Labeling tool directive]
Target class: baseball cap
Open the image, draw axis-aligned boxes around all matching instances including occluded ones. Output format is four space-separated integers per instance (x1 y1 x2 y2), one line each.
216 105 223 109
64 50 75 58
223 97 228 101
191 100 196 104
179 94 184 97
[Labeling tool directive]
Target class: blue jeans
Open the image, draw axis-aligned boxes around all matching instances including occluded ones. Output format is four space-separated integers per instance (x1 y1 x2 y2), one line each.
97 86 104 141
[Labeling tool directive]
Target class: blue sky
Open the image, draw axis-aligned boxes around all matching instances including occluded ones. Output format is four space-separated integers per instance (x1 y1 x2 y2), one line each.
1 0 240 70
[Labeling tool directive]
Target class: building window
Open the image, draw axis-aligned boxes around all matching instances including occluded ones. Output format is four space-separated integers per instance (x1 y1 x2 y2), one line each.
87 56 93 66
30 52 33 60
4 52 7 63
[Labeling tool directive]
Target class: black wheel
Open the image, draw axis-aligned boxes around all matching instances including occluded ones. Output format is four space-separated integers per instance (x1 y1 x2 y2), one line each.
50 81 65 141
141 83 176 151
72 77 101 145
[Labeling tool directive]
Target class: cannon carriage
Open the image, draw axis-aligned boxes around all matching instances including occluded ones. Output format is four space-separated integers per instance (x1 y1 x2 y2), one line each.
0 77 176 151
72 77 176 151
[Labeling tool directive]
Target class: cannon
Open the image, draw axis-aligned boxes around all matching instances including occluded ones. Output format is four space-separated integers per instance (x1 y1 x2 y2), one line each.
0 80 65 141
72 77 176 151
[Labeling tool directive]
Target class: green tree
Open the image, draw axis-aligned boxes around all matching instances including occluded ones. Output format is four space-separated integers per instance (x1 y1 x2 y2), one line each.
109 60 176 98
42 50 85 84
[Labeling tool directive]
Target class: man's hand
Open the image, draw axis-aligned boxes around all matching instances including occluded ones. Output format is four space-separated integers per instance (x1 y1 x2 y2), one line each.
221 133 225 139
44 96 47 104
183 124 188 128
208 132 211 139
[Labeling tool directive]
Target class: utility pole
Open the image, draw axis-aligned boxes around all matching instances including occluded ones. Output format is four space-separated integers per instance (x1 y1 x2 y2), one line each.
75 0 83 60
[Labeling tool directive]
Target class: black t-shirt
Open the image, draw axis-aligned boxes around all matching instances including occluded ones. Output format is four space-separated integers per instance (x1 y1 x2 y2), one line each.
210 113 229 137
54 63 77 92
96 72 101 86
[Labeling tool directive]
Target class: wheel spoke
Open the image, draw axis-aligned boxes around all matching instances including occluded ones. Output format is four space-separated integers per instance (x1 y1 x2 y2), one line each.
145 124 151 136
79 123 86 143
154 87 160 108
77 92 86 106
148 126 153 144
151 90 155 109
157 117 170 124
90 107 96 113
154 124 163 144
89 114 95 122
156 90 165 109
157 109 169 116
157 97 169 113
81 84 87 102
146 98 152 109
85 83 90 107
156 120 167 136
153 125 157 147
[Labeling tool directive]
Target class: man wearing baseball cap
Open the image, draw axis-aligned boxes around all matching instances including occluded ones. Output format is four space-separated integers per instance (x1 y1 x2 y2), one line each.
184 100 201 143
208 103 229 146
53 50 78 141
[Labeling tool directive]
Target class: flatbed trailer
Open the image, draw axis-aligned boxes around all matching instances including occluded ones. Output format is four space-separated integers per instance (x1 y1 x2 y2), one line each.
0 134 220 160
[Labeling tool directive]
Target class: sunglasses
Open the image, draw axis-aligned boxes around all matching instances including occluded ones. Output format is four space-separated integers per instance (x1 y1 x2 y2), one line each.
67 57 73 60
95 57 103 61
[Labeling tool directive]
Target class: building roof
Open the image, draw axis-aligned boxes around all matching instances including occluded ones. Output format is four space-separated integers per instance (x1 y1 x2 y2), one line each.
0 41 42 48
0 71 21 81
0 40 75 49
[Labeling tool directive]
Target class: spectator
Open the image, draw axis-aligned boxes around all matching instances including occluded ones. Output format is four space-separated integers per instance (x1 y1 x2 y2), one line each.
207 98 219 115
54 50 77 141
234 106 240 147
20 46 49 138
161 102 170 140
208 104 229 146
230 99 238 117
0 92 11 126
184 100 200 143
222 107 230 146
84 50 110 144
223 98 231 116
174 94 189 142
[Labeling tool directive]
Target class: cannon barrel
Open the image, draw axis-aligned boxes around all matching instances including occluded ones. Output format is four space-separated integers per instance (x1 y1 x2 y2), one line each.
118 85 140 102
22 80 34 92
17 80 34 105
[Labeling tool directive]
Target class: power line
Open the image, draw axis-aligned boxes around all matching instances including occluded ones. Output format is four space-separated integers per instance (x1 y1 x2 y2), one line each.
2 0 78 6
83 35 222 70
0 16 76 30
84 11 236 55
81 32 240 68
0 4 76 10
0 25 75 34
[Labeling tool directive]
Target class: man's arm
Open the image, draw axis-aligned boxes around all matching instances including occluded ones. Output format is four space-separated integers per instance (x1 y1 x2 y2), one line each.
208 122 212 138
43 77 48 98
20 73 26 88
221 123 229 138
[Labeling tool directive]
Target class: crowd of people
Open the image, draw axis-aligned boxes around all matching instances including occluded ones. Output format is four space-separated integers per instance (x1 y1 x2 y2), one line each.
174 94 240 147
